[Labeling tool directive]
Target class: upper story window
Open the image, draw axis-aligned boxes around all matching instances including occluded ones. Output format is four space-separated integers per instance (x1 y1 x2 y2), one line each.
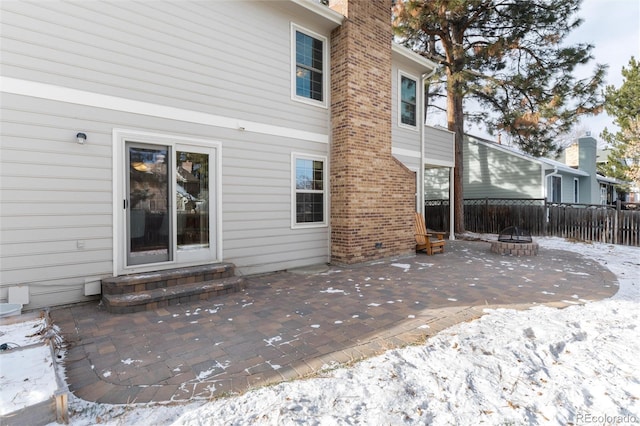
399 72 417 128
292 153 327 228
292 24 327 107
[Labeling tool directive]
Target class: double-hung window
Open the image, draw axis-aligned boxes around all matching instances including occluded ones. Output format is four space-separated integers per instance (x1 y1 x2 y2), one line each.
292 24 327 107
292 154 327 227
399 72 418 128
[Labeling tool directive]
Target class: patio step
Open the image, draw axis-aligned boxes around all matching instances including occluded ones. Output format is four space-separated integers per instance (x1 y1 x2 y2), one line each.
101 263 244 313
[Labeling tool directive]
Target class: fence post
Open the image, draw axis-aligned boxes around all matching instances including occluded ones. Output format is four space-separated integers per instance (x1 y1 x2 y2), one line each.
543 198 548 236
485 197 489 233
614 200 621 244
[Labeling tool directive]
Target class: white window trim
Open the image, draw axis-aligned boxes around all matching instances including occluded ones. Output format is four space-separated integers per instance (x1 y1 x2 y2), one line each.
291 152 328 229
573 178 580 203
112 129 223 275
291 23 329 109
398 70 419 131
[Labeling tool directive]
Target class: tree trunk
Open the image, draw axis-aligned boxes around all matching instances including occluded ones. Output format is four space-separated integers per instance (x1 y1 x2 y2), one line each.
447 75 465 234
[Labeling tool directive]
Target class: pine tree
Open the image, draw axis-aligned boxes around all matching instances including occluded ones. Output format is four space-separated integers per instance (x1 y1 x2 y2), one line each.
599 57 640 194
393 0 606 233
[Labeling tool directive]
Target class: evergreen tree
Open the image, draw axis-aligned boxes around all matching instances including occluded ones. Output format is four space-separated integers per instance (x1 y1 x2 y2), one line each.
599 57 640 194
393 0 606 233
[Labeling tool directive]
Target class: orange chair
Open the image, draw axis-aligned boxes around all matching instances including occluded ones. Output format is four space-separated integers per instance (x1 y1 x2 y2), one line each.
414 212 445 255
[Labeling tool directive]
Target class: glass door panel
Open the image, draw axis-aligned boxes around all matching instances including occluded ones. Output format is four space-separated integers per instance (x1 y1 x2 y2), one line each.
176 150 209 251
127 144 171 265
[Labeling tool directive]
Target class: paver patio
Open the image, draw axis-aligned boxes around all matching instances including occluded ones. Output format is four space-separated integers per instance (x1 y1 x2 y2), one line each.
51 240 618 404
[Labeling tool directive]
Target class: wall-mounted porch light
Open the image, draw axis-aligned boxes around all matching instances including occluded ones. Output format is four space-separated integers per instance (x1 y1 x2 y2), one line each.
76 132 87 144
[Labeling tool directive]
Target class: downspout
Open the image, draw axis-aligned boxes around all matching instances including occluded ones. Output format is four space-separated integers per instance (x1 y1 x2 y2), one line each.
421 66 453 240
544 166 560 201
419 67 448 235
449 166 455 240
419 72 427 215
542 165 560 227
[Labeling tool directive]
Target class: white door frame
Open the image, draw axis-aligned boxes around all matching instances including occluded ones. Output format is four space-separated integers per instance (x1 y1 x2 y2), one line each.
112 129 223 276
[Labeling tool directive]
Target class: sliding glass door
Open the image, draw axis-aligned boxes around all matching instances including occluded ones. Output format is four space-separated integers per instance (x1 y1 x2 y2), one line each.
124 140 216 269
126 143 171 265
175 149 210 254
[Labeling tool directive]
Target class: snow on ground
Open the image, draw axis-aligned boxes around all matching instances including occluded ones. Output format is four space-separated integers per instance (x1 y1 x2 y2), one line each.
1 237 637 425
0 316 59 416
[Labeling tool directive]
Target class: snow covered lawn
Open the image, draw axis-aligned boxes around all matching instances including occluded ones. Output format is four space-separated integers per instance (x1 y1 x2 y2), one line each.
3 237 639 425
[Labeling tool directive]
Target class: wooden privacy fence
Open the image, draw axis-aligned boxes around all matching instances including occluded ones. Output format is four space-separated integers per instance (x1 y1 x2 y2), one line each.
425 198 640 247
464 198 547 235
547 202 640 246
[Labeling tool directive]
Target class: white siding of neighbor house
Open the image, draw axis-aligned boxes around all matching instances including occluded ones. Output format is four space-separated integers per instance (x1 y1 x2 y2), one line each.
463 139 542 199
0 1 336 308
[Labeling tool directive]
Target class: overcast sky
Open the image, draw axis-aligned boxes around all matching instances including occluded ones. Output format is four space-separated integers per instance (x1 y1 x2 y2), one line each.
428 0 640 147
569 0 640 142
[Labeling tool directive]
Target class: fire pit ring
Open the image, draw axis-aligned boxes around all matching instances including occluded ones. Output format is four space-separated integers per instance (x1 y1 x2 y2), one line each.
491 226 539 256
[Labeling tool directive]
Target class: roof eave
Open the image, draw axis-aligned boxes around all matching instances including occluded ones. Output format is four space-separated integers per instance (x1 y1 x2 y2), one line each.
289 0 345 27
392 43 438 72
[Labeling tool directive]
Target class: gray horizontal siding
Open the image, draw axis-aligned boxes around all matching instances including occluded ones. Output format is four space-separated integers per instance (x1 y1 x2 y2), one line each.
391 64 421 154
464 140 542 198
1 92 329 308
0 94 114 304
0 1 331 134
424 126 454 166
391 153 420 171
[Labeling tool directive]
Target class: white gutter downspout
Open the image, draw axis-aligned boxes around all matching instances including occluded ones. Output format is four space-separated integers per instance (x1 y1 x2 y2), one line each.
419 67 453 238
419 72 428 215
544 166 560 200
542 166 559 224
449 166 455 240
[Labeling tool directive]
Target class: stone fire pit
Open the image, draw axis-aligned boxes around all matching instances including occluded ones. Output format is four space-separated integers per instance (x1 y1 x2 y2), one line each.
490 226 539 256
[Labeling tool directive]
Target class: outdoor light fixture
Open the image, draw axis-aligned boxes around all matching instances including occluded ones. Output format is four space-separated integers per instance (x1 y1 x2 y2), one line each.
76 132 87 144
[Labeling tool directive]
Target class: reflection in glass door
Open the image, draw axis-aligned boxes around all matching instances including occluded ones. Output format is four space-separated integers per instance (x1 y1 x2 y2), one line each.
127 144 171 265
176 150 209 252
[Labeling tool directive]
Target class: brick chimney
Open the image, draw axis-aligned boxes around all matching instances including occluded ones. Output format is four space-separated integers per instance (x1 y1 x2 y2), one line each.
578 135 599 204
328 0 416 264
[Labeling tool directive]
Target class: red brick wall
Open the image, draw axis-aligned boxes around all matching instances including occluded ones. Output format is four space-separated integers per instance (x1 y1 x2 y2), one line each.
329 0 416 264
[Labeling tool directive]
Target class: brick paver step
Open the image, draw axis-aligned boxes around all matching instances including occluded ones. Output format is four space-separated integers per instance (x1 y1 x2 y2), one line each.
102 263 235 295
102 276 245 314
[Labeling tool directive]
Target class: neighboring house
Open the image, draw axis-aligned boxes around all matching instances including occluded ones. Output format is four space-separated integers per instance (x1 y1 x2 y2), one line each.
462 134 616 205
564 138 629 205
0 0 454 309
594 147 629 203
595 175 626 205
